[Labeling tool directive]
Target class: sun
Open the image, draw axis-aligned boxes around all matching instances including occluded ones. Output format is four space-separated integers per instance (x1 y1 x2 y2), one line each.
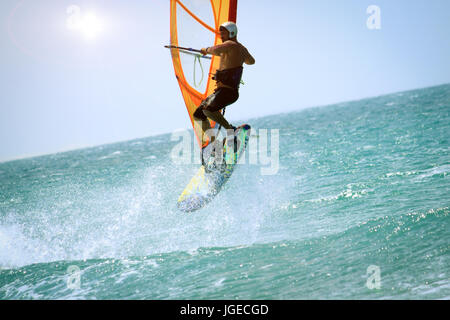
79 12 103 39
67 6 104 40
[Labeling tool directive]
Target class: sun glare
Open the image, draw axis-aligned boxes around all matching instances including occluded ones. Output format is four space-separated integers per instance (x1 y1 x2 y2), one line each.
67 6 104 40
80 12 103 39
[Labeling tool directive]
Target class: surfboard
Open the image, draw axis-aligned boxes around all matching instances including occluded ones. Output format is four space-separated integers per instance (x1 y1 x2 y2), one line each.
177 124 251 212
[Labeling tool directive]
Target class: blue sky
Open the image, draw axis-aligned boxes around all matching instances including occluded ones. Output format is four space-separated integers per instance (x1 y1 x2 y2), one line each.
1 0 449 161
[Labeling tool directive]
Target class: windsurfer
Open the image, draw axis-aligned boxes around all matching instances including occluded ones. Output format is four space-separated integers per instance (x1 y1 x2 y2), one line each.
193 21 255 148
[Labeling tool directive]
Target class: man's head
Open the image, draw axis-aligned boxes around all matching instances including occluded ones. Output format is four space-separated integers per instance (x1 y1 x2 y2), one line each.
219 21 237 41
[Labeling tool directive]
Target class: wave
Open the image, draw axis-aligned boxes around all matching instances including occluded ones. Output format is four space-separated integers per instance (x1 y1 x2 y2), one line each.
1 206 448 299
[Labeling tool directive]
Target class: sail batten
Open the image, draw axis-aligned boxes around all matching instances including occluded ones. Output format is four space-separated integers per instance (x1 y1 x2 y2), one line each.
175 0 217 34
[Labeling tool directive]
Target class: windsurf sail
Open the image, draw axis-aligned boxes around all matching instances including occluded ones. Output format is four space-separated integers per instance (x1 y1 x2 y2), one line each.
167 0 238 149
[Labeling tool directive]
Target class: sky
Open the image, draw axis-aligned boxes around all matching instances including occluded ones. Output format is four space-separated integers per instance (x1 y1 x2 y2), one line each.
1 0 449 162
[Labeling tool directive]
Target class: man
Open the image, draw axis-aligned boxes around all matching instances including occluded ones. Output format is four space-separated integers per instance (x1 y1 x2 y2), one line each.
193 21 255 153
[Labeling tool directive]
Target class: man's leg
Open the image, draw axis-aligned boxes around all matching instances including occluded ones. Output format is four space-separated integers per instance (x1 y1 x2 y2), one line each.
202 88 239 131
202 109 233 130
193 106 215 147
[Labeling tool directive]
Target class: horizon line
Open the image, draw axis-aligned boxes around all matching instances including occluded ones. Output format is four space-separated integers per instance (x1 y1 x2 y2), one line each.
1 81 448 164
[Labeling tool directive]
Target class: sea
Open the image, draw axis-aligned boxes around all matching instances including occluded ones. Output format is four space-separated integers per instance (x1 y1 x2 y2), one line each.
0 84 449 299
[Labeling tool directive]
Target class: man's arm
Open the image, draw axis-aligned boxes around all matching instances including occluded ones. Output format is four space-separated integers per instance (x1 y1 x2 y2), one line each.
244 47 255 65
201 43 229 56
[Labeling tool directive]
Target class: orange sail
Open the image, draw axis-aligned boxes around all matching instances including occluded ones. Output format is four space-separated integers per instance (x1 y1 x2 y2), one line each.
168 0 238 148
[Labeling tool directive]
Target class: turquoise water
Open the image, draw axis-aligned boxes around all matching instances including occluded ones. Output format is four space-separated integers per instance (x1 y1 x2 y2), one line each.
0 84 449 299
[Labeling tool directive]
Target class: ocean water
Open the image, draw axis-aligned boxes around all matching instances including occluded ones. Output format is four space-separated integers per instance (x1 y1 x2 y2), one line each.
0 84 449 299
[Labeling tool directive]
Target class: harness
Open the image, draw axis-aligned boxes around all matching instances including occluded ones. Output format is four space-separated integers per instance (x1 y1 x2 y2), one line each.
212 66 243 89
